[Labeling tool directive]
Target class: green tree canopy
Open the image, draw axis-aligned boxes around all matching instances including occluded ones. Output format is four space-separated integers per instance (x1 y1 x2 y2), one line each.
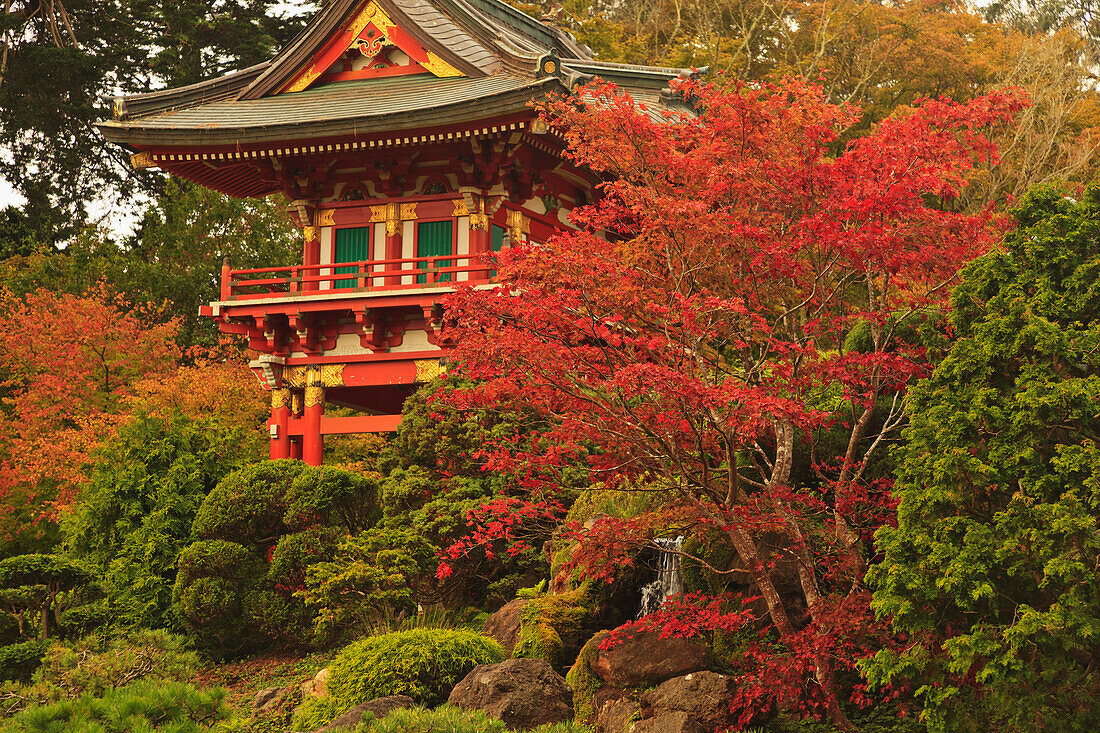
867 184 1100 732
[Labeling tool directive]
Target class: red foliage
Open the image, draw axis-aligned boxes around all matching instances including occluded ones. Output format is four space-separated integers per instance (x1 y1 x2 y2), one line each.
440 77 1024 728
0 284 180 525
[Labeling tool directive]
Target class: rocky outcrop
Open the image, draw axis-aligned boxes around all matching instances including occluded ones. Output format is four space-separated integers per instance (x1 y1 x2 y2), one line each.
641 671 738 731
630 711 707 733
314 695 414 732
590 632 713 687
300 667 330 699
448 658 573 729
484 599 530 655
251 685 296 722
597 695 640 733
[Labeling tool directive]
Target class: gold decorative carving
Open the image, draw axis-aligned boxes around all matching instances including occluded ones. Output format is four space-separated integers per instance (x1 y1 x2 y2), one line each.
303 225 318 242
506 209 529 243
292 393 302 415
414 359 447 382
317 209 336 226
422 52 464 78
284 364 345 388
400 202 418 221
271 389 291 410
369 205 388 223
319 363 345 387
451 199 469 217
130 151 156 170
543 60 558 74
283 366 307 388
304 384 325 408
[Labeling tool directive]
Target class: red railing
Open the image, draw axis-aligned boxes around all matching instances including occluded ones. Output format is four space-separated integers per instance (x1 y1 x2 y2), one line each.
220 253 493 301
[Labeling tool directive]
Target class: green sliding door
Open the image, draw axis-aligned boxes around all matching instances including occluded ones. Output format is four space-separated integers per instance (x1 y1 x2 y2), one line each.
417 220 453 283
334 226 371 288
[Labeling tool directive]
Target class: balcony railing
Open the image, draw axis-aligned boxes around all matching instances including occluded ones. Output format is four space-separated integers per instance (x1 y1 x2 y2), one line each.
220 253 493 301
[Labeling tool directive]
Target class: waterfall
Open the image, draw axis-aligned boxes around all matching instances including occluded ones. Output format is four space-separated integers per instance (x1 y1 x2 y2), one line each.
636 536 684 618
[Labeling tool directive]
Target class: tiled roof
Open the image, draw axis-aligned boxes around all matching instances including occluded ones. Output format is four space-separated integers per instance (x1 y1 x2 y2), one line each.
99 74 554 146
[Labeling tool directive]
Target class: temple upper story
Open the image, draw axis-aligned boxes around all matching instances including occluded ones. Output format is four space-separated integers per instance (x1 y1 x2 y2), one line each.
97 0 690 463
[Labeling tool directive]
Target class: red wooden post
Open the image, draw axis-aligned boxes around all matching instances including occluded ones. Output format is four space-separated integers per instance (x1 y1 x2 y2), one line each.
385 207 403 286
269 389 291 460
303 225 321 292
303 370 324 466
469 207 491 281
220 255 232 300
290 392 303 460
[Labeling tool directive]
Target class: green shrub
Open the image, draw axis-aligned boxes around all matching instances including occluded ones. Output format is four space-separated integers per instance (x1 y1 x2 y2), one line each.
36 630 199 699
291 628 504 730
61 412 262 632
0 679 228 732
285 465 382 533
174 540 267 655
192 460 307 543
0 641 49 683
329 628 504 706
268 527 341 590
302 528 437 644
350 705 592 732
291 695 350 732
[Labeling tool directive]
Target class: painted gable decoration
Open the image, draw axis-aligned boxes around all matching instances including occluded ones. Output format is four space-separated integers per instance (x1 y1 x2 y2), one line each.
280 0 463 94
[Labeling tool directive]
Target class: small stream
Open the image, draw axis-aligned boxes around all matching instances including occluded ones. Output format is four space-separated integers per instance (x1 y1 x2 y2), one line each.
636 536 684 618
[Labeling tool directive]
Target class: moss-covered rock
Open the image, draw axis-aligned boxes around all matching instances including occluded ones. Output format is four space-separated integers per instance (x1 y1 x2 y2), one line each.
565 630 609 725
680 530 738 595
512 590 593 671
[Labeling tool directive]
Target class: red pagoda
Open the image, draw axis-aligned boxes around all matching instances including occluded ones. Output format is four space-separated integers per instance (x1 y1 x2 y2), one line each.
98 0 687 465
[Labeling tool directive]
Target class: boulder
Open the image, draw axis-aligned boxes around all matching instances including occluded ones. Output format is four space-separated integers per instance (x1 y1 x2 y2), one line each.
630 711 706 733
641 671 738 731
590 632 713 687
448 657 573 729
301 667 330 699
314 695 415 732
251 685 294 722
597 695 640 733
483 598 530 655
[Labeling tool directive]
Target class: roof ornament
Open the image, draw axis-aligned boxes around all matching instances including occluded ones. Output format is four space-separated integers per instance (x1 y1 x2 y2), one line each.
536 52 561 79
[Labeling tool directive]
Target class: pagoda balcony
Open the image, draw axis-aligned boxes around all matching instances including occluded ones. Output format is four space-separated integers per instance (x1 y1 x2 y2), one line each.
219 252 493 302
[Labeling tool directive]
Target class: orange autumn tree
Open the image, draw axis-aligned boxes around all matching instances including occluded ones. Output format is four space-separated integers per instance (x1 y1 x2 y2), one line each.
0 284 179 530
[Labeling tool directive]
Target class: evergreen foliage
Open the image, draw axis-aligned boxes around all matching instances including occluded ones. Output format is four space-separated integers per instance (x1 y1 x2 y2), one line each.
62 412 261 631
867 184 1100 731
0 679 229 733
291 628 504 730
175 461 380 655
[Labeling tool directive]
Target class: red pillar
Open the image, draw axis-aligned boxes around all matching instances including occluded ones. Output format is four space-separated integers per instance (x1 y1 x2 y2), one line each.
385 205 403 286
269 389 291 460
290 391 303 460
469 208 491 281
303 374 324 466
303 225 321 292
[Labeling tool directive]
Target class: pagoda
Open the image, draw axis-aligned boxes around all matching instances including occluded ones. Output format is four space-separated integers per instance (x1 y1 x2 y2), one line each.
98 0 688 465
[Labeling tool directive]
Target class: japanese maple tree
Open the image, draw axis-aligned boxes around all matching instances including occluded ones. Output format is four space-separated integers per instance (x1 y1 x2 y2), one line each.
438 78 1025 727
0 283 179 528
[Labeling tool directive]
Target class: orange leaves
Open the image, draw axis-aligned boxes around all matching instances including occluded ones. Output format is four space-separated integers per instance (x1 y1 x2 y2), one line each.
0 283 181 517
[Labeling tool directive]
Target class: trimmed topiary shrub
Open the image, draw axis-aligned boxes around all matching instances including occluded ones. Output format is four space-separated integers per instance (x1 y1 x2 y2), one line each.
175 460 380 656
173 540 268 655
191 460 307 544
291 628 504 730
0 641 49 683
